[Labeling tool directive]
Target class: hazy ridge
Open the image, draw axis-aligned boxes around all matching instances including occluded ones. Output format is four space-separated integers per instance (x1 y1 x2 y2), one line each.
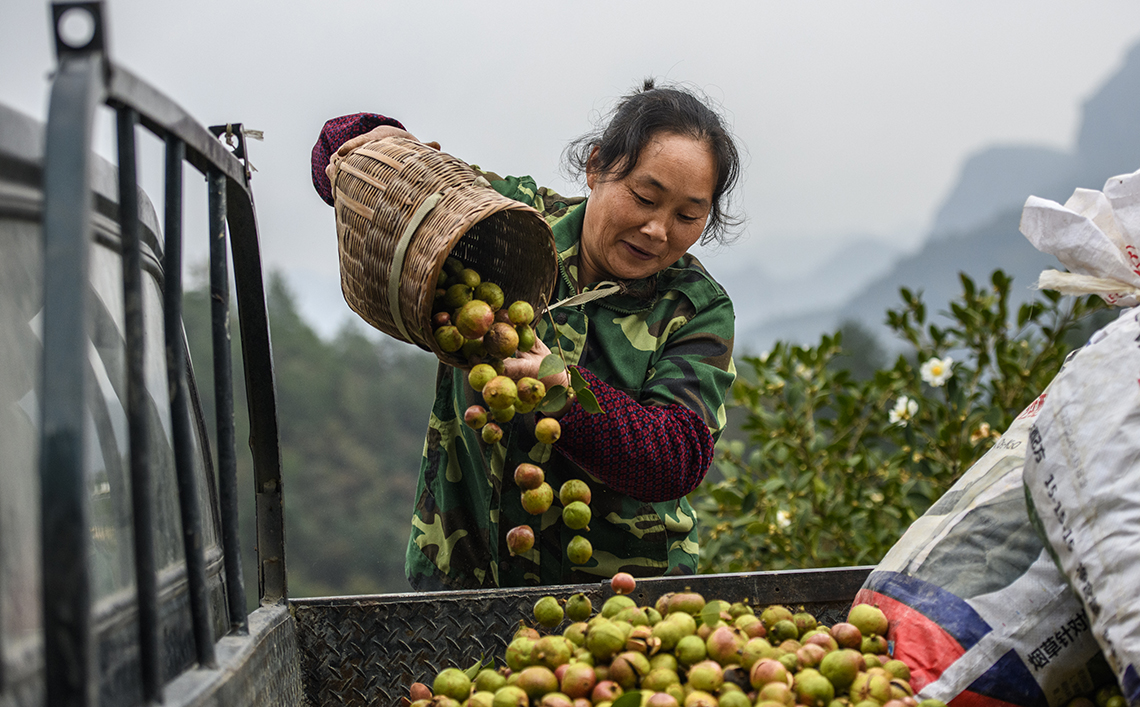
740 41 1140 352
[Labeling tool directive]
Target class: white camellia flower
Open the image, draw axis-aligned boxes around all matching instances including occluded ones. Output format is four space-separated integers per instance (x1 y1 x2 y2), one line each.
889 396 918 426
920 356 954 387
776 510 791 529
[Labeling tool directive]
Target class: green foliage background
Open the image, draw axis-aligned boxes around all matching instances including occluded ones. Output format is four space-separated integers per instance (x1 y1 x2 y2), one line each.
691 271 1110 573
185 269 1111 600
183 273 437 602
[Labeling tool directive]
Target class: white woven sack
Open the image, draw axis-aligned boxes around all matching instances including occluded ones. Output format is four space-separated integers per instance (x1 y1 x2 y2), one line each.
858 387 1107 705
1023 307 1140 704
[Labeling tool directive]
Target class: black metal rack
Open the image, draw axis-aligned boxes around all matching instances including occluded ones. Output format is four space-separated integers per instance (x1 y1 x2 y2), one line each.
37 2 285 704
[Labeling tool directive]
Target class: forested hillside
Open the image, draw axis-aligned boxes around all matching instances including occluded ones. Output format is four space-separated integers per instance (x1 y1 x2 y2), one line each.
183 273 437 602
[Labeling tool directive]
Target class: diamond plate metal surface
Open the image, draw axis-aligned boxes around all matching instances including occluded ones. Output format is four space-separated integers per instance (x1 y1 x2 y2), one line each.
292 567 871 706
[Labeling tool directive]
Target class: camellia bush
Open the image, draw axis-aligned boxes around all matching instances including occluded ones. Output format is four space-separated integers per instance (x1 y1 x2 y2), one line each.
694 270 1110 573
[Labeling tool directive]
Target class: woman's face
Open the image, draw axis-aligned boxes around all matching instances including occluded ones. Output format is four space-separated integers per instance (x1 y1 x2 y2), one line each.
579 133 716 285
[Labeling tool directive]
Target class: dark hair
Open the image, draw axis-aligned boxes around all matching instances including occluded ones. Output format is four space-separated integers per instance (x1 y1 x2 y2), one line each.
564 78 744 245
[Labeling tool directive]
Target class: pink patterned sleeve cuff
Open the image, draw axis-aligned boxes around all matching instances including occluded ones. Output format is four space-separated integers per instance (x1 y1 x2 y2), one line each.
311 112 405 205
554 367 715 503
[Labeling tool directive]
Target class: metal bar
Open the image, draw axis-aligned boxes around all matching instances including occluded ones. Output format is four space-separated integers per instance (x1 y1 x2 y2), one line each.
106 64 247 186
40 51 103 707
209 165 248 632
165 167 217 668
215 128 286 605
117 106 162 704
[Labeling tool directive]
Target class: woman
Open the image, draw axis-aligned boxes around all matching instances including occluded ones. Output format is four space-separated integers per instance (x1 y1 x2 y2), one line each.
311 80 741 590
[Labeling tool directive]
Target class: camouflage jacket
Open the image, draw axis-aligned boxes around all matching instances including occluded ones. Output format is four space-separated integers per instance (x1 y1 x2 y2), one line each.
406 174 736 590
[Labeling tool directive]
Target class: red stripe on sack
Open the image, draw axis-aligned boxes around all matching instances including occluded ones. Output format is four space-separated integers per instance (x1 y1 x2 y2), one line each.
948 691 1025 707
853 589 964 693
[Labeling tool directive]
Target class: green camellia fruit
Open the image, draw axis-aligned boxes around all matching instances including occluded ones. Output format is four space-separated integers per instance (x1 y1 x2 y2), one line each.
861 634 889 654
492 685 528 707
793 612 818 635
508 300 535 325
535 417 561 444
517 324 536 352
534 596 564 628
474 282 505 311
602 595 636 618
792 669 834 707
559 479 591 505
474 669 507 694
434 325 464 353
492 405 516 423
565 593 593 622
770 620 799 643
674 635 707 666
445 283 473 309
516 377 546 406
585 619 625 661
819 649 861 691
760 606 794 631
469 363 497 392
847 604 889 637
462 337 487 362
433 668 472 701
566 535 592 564
456 268 481 289
562 501 591 530
482 376 518 409
521 482 554 515
443 257 465 276
883 659 911 681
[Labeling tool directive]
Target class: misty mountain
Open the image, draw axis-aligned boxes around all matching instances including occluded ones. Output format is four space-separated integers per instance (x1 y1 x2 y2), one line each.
742 40 1140 352
714 235 906 335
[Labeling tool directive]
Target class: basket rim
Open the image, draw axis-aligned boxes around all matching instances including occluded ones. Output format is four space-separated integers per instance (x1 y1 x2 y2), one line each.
333 138 559 366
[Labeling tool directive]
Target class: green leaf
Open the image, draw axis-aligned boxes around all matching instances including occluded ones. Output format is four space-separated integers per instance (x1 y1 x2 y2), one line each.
569 366 589 393
537 385 568 413
700 600 729 627
464 655 488 680
577 387 604 414
537 354 566 380
612 693 642 707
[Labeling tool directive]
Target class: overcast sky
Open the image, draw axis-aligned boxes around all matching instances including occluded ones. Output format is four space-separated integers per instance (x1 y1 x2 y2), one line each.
5 1 1140 326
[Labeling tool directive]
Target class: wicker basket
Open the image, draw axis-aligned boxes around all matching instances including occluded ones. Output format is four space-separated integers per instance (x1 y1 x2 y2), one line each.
332 137 557 365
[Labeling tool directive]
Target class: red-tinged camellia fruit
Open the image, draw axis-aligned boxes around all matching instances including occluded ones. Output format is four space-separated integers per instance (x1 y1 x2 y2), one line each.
507 525 535 556
514 463 544 490
611 572 636 595
521 482 554 515
481 422 503 444
464 405 488 430
484 322 519 358
456 299 495 339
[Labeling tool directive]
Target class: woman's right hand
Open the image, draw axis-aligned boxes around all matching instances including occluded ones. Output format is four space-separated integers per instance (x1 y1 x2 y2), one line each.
325 126 440 183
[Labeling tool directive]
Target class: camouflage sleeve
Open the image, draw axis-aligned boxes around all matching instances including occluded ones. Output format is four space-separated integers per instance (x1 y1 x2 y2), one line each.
475 169 584 221
640 292 736 440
